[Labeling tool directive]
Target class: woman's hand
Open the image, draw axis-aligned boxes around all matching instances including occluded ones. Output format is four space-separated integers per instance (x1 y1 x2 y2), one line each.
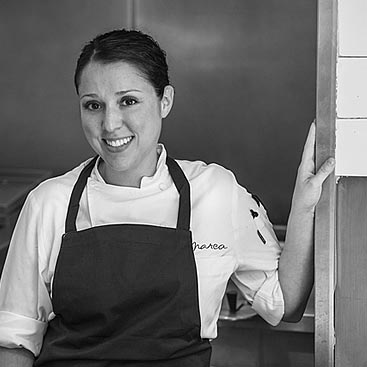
291 122 335 213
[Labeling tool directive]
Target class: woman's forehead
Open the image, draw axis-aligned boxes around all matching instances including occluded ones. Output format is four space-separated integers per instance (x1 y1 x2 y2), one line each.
78 61 152 95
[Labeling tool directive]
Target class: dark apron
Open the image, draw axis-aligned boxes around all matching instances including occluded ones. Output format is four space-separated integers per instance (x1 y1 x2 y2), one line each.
35 156 211 367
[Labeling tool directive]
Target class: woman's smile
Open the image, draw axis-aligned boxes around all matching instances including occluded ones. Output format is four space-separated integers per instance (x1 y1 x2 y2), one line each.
103 136 134 150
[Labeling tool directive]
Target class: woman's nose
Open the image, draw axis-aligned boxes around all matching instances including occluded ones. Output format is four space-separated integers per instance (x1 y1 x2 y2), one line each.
102 107 124 132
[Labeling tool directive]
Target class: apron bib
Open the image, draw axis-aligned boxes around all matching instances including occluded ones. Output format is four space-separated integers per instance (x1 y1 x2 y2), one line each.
35 156 211 367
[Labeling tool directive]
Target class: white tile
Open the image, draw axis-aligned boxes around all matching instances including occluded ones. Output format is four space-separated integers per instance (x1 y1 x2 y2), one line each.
339 0 367 56
336 119 367 176
337 58 367 118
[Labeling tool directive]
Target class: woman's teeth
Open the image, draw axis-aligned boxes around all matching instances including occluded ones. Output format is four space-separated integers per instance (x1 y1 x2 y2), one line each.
105 136 133 147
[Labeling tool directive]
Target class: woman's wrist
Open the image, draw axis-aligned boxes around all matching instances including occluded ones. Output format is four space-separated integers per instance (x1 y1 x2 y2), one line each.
289 199 317 219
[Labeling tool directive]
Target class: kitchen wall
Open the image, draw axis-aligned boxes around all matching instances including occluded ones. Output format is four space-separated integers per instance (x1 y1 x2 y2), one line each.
0 0 131 174
135 0 317 225
0 0 317 225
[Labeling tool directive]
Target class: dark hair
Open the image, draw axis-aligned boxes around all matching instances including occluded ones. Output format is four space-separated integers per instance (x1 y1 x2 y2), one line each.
74 29 170 98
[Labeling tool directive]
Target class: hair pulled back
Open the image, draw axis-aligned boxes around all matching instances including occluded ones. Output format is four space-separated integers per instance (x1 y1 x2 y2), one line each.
74 29 170 98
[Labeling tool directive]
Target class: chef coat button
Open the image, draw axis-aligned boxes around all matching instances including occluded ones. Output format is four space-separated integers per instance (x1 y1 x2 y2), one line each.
159 183 166 191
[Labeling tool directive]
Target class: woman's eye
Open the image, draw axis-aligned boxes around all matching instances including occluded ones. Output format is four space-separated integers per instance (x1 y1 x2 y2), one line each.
84 102 101 111
120 97 137 106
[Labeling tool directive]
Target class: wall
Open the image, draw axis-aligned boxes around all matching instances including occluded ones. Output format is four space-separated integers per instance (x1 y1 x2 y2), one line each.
336 179 367 367
135 0 317 224
0 0 131 173
334 1 367 366
0 0 318 225
335 0 367 176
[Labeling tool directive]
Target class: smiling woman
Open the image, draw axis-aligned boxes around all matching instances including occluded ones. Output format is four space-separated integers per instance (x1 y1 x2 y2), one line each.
75 30 175 187
0 29 334 367
78 61 174 187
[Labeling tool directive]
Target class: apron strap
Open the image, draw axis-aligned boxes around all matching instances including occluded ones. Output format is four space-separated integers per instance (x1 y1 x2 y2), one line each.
65 156 98 233
166 157 191 231
65 155 191 233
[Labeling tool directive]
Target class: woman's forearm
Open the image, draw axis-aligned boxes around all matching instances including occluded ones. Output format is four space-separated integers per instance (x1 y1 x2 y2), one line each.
278 206 315 322
277 123 335 322
0 346 34 367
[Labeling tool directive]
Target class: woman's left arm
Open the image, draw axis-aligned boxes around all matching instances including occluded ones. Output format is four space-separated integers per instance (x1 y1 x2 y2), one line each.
279 122 335 322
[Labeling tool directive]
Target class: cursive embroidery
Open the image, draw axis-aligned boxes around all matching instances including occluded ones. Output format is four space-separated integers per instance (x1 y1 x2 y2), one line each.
192 241 228 251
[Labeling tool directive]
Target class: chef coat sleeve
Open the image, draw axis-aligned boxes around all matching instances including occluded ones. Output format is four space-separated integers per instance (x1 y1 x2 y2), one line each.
230 183 285 326
0 191 52 356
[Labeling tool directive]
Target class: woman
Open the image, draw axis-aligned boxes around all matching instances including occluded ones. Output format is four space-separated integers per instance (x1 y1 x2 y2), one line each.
0 29 335 366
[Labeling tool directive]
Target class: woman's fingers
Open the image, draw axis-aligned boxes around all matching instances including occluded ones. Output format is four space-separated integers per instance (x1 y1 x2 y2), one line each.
301 122 316 164
298 122 316 178
311 157 335 186
293 122 335 211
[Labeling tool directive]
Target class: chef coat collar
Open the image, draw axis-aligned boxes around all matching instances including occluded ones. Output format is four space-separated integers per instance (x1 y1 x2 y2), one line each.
90 144 169 188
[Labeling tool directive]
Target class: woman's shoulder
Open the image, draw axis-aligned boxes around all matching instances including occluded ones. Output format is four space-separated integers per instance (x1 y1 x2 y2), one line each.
28 157 94 204
175 158 237 187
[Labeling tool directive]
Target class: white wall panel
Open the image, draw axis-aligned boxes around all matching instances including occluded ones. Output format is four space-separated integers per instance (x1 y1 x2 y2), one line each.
336 119 367 176
339 0 367 56
337 58 367 118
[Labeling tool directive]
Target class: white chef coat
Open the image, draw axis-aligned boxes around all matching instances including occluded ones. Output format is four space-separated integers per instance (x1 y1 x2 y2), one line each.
0 144 284 356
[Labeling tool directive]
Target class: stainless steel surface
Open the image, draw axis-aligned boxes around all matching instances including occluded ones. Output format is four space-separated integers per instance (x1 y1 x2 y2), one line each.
135 0 317 225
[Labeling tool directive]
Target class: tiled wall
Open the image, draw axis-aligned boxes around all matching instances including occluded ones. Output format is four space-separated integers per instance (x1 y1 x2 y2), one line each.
336 0 367 176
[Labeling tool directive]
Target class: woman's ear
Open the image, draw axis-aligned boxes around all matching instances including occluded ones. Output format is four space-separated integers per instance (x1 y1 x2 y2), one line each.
160 85 175 118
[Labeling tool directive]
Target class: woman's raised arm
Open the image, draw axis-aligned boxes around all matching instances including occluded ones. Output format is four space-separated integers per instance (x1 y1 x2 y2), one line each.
278 122 335 322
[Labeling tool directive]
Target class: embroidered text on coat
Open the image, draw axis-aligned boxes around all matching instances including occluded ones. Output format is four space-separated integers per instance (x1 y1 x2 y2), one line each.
192 241 228 251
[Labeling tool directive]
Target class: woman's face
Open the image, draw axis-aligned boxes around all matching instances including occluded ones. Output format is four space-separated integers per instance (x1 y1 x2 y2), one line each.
78 61 174 186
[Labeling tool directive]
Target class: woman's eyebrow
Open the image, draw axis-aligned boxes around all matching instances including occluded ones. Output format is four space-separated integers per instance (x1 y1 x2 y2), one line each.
80 90 141 99
80 93 98 99
115 89 141 95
